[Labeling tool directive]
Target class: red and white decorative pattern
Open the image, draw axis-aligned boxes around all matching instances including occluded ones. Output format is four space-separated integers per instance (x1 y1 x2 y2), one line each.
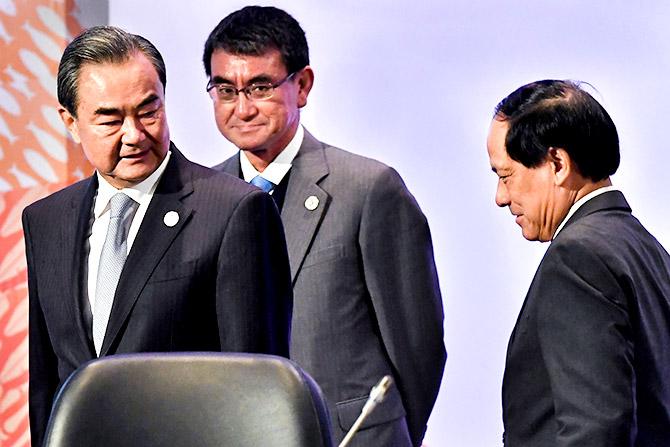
1 1 92 445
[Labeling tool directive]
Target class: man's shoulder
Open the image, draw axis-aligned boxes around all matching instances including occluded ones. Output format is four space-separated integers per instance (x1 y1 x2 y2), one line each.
551 206 635 250
544 220 614 267
308 138 402 185
170 150 255 195
540 209 644 280
551 206 668 268
325 144 386 168
183 163 261 208
23 177 92 216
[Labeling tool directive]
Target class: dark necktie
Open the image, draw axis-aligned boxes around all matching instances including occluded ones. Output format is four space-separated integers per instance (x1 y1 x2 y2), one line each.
93 192 137 355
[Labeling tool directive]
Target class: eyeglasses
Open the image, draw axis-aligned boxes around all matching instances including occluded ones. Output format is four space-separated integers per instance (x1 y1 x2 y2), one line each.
206 72 297 103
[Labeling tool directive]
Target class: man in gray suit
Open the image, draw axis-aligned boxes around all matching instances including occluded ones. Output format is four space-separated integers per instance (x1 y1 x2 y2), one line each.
204 6 446 446
488 80 670 446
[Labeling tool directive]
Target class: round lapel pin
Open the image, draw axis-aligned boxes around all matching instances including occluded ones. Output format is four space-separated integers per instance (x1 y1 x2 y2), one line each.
163 211 179 227
304 195 319 211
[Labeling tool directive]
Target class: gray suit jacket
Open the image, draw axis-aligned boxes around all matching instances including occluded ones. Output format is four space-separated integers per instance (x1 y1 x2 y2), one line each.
217 130 446 446
24 145 293 447
502 191 670 446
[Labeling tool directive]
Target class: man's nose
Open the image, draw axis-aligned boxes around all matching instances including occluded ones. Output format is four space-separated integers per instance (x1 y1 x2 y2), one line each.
495 181 510 207
234 92 258 119
121 117 145 145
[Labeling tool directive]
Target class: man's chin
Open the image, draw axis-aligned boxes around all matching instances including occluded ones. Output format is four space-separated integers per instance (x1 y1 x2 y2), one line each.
104 167 156 189
522 231 550 243
226 128 271 149
521 227 541 242
238 145 269 155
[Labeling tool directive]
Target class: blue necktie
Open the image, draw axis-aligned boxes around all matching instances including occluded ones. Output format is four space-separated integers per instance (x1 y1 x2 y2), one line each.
250 175 275 193
93 192 137 355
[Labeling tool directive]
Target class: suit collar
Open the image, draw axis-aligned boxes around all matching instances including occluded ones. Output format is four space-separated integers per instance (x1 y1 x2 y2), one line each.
283 129 329 180
100 143 195 355
558 190 631 235
217 152 241 177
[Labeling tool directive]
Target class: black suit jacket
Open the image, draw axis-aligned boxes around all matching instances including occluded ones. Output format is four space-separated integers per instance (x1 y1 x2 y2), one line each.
217 130 446 446
24 145 292 446
502 191 670 446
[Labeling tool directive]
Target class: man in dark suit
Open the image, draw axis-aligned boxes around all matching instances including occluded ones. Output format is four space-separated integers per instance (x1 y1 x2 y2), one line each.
203 7 446 446
23 26 292 446
488 80 670 446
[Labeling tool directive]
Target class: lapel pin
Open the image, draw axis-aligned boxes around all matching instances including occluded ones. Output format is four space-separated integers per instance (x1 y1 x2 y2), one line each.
304 195 319 211
163 211 179 227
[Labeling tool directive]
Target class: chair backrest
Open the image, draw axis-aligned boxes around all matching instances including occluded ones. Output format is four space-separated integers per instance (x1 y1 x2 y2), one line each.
43 352 334 447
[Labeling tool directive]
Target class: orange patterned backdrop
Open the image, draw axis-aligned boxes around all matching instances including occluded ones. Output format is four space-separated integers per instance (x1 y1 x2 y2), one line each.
1 1 93 445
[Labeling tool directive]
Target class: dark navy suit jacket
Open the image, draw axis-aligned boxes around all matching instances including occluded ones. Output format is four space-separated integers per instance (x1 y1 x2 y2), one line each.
24 145 293 446
503 191 670 446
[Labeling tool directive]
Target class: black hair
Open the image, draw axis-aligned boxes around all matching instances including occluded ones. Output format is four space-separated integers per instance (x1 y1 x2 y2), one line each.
203 6 309 78
494 80 619 181
58 26 166 117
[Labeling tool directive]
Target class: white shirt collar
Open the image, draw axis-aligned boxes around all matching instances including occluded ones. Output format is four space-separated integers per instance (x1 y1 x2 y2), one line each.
94 150 172 218
552 185 618 239
240 124 304 186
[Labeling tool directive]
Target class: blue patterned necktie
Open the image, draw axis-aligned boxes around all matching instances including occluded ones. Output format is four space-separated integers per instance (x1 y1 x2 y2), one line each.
250 175 275 193
93 192 137 355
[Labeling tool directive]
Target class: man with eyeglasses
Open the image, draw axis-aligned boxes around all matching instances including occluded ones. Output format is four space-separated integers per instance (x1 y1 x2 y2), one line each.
204 6 446 446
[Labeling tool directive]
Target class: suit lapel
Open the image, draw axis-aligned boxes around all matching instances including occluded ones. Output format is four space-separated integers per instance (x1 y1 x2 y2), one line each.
281 131 330 282
216 131 330 282
100 147 194 355
69 177 99 357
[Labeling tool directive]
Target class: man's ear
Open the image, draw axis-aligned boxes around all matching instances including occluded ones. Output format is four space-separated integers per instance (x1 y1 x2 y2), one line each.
295 66 314 109
58 106 81 144
547 147 572 186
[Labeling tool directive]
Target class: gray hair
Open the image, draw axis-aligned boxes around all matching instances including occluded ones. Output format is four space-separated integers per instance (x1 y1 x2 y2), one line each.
57 26 166 116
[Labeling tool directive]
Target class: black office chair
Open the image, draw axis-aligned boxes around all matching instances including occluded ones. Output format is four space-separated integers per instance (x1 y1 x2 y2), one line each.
43 352 334 447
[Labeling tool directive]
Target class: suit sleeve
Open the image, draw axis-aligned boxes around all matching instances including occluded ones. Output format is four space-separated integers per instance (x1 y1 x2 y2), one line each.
215 189 293 357
359 167 446 445
536 239 635 446
23 209 60 447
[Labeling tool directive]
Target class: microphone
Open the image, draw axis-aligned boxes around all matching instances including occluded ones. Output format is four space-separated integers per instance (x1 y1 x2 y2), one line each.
338 375 394 447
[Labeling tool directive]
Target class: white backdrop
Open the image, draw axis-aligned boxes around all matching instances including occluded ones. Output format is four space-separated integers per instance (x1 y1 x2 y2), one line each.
109 1 670 445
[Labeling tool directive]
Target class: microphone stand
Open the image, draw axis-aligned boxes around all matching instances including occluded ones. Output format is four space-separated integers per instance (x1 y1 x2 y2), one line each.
338 375 394 447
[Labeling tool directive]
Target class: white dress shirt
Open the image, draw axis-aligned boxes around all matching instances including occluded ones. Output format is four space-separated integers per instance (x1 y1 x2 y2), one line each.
86 151 172 312
239 124 304 190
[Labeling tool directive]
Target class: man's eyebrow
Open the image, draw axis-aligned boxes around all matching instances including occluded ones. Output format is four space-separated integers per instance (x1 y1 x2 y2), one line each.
247 75 274 84
93 106 121 116
210 74 275 85
210 75 232 85
491 166 512 176
92 94 159 116
137 94 160 109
